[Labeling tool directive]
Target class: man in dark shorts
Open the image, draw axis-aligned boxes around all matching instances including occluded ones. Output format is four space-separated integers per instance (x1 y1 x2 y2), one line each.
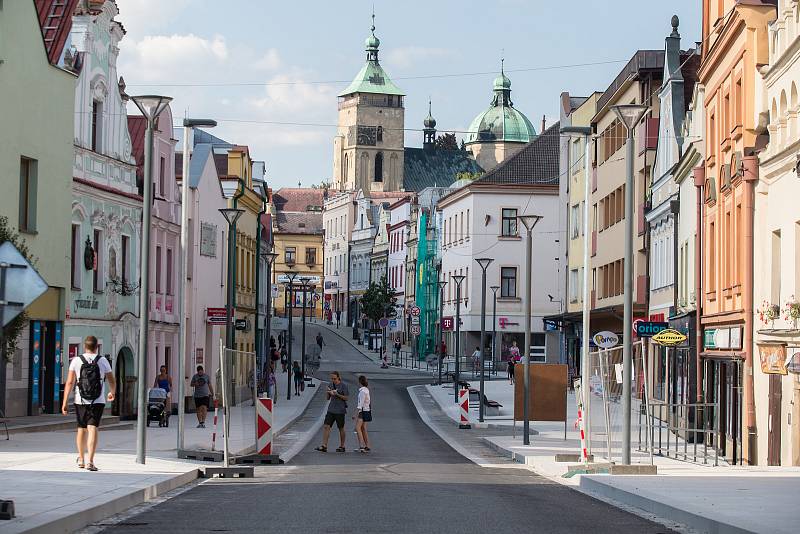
61 335 116 471
315 371 349 452
191 365 214 428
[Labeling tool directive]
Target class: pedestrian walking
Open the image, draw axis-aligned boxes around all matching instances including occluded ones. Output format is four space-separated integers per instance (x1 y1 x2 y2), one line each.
353 375 371 453
393 337 401 361
153 365 173 404
471 346 481 376
507 357 515 384
509 340 521 362
335 310 341 328
316 332 325 350
315 371 349 453
280 346 288 373
61 335 116 472
190 365 214 428
293 361 304 395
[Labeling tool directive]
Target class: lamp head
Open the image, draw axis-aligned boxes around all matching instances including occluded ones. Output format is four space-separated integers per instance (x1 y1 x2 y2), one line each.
183 118 217 128
131 95 172 122
218 207 244 226
475 257 494 270
611 104 648 131
516 214 543 231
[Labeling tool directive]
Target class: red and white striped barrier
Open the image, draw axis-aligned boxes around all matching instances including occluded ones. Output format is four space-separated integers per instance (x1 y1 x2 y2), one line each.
574 380 589 466
211 398 219 452
256 397 274 455
458 388 471 429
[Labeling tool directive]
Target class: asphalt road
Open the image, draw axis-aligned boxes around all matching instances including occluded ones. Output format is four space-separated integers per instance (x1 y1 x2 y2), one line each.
102 323 672 534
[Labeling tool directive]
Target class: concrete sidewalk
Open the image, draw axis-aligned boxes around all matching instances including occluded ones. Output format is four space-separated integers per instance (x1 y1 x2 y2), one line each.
420 378 800 534
0 381 319 534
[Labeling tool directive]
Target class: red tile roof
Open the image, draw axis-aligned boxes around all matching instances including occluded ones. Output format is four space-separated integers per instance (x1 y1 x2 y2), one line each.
34 0 80 66
271 188 327 212
127 116 147 184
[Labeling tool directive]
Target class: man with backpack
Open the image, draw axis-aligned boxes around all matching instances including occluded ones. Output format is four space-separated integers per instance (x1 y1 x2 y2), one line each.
61 335 116 472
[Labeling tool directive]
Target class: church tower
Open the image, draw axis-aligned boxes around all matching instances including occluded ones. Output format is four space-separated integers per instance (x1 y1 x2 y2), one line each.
332 16 405 193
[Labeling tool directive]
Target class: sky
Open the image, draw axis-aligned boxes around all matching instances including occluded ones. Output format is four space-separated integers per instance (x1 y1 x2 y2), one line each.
117 0 702 189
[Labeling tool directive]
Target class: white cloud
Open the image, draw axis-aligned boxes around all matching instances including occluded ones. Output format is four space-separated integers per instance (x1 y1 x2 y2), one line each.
385 46 456 70
116 0 192 35
121 34 229 82
253 48 282 71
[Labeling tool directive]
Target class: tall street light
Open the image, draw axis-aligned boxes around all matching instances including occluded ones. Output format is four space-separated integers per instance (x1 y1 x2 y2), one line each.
299 277 311 379
284 271 298 400
517 214 543 445
178 117 216 453
560 124 593 453
475 258 494 423
131 94 172 465
612 103 648 465
451 274 466 403
437 279 447 386
219 208 244 353
262 251 278 396
490 285 500 376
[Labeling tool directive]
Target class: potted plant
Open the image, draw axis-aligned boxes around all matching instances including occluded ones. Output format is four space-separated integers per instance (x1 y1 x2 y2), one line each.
758 299 781 327
784 296 800 328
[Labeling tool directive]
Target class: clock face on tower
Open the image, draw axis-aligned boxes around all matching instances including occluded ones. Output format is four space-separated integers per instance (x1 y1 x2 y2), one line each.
357 126 377 146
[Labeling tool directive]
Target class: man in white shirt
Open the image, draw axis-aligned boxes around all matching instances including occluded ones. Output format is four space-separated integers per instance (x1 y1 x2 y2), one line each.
61 335 116 471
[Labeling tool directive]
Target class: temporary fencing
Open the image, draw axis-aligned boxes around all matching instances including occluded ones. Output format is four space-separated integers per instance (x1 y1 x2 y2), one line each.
220 342 257 466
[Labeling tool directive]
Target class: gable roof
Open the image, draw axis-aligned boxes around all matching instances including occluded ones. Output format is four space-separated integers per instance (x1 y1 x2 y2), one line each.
403 148 483 192
274 211 323 235
127 115 147 184
272 188 325 212
473 121 561 186
34 0 80 66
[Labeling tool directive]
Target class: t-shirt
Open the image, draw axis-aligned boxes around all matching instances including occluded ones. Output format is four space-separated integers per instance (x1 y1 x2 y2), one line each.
191 373 211 398
327 381 349 415
357 386 371 412
69 353 112 405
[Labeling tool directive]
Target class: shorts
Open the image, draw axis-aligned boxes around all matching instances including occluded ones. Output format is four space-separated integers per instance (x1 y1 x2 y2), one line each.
75 403 105 428
324 412 346 429
358 410 372 422
194 396 210 409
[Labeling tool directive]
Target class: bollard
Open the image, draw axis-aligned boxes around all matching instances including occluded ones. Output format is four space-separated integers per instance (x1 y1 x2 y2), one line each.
256 397 274 455
458 388 471 429
211 398 220 452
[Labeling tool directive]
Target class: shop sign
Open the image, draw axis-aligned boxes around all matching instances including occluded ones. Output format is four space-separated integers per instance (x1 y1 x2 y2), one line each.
704 327 742 350
652 328 688 347
592 331 619 349
235 318 249 331
634 321 668 338
206 307 228 325
759 344 787 375
499 317 519 329
441 316 454 331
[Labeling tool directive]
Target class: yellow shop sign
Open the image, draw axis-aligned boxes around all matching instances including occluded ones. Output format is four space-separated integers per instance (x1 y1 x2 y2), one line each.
652 328 688 346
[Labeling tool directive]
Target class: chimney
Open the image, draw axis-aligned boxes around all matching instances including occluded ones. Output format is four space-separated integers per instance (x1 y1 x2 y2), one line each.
541 115 547 133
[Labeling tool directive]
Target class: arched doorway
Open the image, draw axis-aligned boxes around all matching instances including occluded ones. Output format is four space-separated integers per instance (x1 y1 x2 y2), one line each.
113 346 135 419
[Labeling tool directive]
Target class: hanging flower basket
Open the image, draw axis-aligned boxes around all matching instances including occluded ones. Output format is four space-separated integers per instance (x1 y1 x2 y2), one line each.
758 300 781 326
784 296 800 328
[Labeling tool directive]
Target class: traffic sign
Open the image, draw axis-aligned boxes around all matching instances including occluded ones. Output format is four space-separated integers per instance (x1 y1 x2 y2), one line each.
410 325 421 336
206 307 228 325
410 306 421 317
313 293 321 301
652 328 688 346
378 317 389 328
634 321 668 338
411 316 420 325
0 242 48 327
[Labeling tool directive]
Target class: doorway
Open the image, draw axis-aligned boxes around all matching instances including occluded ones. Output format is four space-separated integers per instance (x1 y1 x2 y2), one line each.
113 346 135 419
767 373 782 465
28 320 63 415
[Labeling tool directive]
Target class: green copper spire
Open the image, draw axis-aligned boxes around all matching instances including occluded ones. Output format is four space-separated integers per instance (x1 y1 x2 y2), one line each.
338 12 404 97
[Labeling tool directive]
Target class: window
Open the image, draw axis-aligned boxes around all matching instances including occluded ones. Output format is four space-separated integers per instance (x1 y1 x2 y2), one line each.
164 347 172 373
91 100 102 152
71 225 81 289
708 222 716 289
502 208 518 236
466 209 470 238
121 235 129 285
569 269 579 303
155 246 162 293
19 157 37 232
305 247 316 265
159 156 166 197
285 246 296 265
501 267 517 298
375 152 383 182
377 126 383 142
459 212 464 241
166 248 173 295
570 205 580 239
771 230 781 304
93 229 103 292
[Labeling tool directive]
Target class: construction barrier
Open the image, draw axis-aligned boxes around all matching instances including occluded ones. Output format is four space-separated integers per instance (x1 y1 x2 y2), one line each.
256 397 274 455
573 379 590 466
211 398 220 452
458 388 471 429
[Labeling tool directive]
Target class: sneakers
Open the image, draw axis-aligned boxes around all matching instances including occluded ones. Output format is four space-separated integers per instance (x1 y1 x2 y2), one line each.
336 447 346 453
197 422 205 428
314 446 327 452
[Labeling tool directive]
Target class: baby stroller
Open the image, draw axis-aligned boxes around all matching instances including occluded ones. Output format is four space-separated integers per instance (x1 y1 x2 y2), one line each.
146 388 170 427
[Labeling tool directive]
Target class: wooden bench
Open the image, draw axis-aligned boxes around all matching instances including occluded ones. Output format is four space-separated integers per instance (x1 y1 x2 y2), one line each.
467 389 502 415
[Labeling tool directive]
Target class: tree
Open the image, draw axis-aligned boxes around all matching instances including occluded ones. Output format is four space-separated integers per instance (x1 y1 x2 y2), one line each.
455 171 484 182
435 132 459 151
0 216 35 363
311 180 333 190
359 276 394 325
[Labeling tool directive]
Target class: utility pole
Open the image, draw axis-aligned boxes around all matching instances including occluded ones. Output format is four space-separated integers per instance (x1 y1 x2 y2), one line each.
518 214 543 445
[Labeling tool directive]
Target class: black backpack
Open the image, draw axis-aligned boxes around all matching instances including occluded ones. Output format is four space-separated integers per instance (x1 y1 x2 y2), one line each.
78 355 103 403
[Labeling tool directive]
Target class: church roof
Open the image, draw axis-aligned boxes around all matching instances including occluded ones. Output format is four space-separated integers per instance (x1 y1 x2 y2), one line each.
466 69 537 144
338 59 405 97
403 147 484 192
473 121 560 186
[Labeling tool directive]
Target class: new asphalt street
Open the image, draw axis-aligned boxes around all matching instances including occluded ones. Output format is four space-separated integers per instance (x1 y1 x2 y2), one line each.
101 323 673 533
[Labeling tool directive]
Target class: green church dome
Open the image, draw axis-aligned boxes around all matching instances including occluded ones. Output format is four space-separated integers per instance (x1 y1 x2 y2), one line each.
467 66 536 144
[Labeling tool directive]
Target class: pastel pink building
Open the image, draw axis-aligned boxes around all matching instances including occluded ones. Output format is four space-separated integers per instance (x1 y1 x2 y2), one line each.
129 106 180 398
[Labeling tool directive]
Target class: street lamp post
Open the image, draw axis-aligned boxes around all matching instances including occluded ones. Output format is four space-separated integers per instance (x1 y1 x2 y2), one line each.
490 286 500 376
299 277 311 379
561 124 593 453
475 258 494 423
612 103 648 465
437 279 447 386
517 214 543 445
131 95 172 465
219 208 244 353
262 252 278 397
451 274 466 403
284 271 298 400
178 118 216 452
